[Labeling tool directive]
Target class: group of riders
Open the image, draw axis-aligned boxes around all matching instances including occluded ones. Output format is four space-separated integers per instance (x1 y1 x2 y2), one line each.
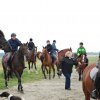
0 33 99 99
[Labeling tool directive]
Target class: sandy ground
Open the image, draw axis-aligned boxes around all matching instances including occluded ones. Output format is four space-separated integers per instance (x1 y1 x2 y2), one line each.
0 69 94 100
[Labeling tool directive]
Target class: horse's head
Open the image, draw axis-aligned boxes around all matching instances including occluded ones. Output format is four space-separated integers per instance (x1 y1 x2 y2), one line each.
0 30 12 52
42 47 48 55
19 43 29 59
77 54 87 70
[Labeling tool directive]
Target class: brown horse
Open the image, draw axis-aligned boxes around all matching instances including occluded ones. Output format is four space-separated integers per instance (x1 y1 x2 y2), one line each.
73 53 88 81
0 30 12 52
41 47 55 79
27 47 37 72
37 48 73 78
2 43 29 92
82 63 98 100
56 48 72 76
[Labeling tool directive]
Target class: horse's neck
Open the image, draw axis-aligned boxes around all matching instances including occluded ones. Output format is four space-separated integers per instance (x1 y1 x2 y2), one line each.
17 50 24 61
44 52 50 61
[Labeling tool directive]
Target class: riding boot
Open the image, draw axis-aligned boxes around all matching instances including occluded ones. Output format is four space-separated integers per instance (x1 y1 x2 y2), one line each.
91 89 98 99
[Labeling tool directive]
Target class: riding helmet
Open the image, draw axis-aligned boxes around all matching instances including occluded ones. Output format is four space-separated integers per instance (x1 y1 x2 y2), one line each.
80 42 83 45
11 33 16 37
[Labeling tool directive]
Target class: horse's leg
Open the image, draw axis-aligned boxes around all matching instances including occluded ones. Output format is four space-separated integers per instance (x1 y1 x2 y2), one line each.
28 61 30 70
14 71 23 92
85 93 90 100
49 66 51 79
4 70 8 87
34 62 37 70
42 65 47 79
79 69 82 81
52 65 55 78
31 62 33 69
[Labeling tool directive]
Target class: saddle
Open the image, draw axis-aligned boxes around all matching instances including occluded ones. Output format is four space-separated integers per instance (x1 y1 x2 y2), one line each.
90 67 99 81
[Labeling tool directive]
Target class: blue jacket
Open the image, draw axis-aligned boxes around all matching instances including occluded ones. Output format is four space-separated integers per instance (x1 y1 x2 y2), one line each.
8 38 22 51
52 43 58 54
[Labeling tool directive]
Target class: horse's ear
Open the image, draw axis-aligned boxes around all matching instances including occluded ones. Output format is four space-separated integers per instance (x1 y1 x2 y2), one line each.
42 46 45 49
0 30 4 37
70 47 72 52
26 42 28 45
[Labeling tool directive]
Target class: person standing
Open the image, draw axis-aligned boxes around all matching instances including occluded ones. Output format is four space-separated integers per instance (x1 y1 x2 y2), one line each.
60 51 81 90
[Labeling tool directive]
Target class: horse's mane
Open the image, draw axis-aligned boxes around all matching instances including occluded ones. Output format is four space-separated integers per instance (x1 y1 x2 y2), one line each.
0 30 4 37
58 48 71 54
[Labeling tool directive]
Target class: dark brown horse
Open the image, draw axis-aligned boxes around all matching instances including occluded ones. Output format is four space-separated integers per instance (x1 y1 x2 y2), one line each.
2 43 29 92
82 63 98 100
41 47 55 79
27 47 37 72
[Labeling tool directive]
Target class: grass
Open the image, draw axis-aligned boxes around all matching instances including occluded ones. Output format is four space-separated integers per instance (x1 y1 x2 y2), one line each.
0 56 98 89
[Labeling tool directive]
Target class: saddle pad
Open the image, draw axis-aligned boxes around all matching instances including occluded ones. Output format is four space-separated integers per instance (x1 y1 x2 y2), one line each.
90 67 99 81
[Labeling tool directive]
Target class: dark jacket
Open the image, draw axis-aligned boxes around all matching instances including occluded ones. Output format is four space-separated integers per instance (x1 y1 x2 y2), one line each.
52 43 58 54
60 57 78 73
28 41 35 50
45 44 53 53
8 38 21 52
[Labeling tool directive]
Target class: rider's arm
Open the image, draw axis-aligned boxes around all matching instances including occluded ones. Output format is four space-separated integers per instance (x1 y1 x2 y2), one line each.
77 48 80 56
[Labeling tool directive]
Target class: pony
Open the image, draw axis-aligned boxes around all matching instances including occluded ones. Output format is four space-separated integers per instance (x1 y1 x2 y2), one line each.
41 47 55 79
2 43 29 92
27 47 37 72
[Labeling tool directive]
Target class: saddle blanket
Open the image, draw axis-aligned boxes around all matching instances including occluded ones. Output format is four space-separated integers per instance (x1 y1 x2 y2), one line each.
90 67 99 81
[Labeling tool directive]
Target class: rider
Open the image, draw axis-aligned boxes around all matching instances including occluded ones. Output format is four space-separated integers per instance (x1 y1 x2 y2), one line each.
77 42 88 66
7 33 22 70
45 40 56 63
52 40 59 62
28 38 37 60
28 38 36 51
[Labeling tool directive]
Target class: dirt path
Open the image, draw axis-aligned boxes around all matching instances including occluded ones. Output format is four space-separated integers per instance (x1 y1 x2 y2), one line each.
0 69 94 100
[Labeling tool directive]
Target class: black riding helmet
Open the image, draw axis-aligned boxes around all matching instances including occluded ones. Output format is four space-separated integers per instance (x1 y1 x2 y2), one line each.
30 38 33 41
46 40 50 43
11 33 16 37
53 40 56 43
80 42 83 45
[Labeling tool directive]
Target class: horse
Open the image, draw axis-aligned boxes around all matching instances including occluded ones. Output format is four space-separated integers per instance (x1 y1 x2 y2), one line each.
37 48 73 78
2 43 29 92
41 47 55 79
82 63 98 100
0 30 12 52
27 47 37 72
56 48 72 77
73 53 88 81
83 55 100 100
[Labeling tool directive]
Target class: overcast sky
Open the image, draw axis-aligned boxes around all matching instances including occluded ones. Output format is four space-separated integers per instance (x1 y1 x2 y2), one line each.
0 0 100 52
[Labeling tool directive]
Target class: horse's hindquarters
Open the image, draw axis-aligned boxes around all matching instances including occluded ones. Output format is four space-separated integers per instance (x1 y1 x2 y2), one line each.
82 63 96 100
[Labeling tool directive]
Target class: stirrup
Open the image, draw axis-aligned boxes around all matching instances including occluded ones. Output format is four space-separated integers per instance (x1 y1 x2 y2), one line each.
91 89 98 99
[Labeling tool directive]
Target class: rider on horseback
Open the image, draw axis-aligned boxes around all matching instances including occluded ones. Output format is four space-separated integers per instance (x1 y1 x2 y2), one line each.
45 40 57 63
52 40 59 61
77 42 88 66
28 38 36 51
6 33 22 70
28 38 37 61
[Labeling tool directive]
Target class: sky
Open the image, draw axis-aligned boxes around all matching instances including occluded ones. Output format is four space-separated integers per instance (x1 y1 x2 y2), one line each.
0 0 100 52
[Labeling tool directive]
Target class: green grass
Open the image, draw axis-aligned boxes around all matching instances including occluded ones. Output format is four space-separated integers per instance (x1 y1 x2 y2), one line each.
0 56 98 89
